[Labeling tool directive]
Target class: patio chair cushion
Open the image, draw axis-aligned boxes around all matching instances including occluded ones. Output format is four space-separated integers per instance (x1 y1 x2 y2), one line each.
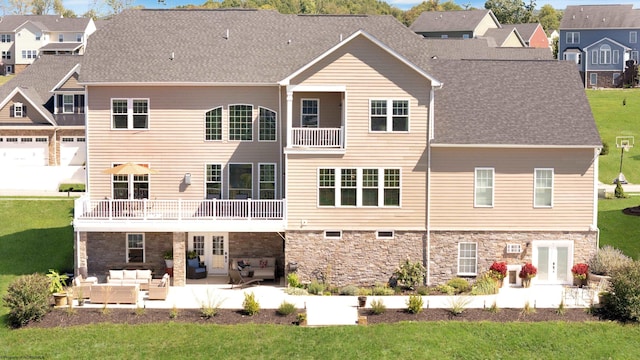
109 270 124 280
187 258 199 268
193 267 206 274
123 270 137 279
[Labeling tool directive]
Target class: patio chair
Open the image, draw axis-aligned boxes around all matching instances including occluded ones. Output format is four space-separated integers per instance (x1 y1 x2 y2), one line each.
186 258 207 279
229 268 262 289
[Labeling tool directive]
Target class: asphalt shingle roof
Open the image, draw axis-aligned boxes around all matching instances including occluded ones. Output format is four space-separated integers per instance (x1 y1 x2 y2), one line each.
0 15 90 32
482 28 522 47
509 23 541 42
429 60 601 147
409 9 497 33
423 39 552 60
560 5 640 29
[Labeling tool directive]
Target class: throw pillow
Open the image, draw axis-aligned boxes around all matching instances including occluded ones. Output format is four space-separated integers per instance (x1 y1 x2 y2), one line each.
260 259 268 268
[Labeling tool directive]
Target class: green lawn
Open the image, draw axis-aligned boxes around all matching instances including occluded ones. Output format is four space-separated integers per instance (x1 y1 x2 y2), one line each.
598 196 640 259
587 89 640 184
0 74 14 86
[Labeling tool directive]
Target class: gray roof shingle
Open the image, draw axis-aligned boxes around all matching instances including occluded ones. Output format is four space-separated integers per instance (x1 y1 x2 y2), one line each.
481 28 523 47
509 23 541 42
423 38 552 60
0 15 91 32
409 9 498 33
429 60 601 147
560 5 640 29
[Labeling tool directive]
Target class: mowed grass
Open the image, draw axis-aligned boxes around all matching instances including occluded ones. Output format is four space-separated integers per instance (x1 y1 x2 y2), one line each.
3 322 640 359
598 196 640 259
587 89 640 184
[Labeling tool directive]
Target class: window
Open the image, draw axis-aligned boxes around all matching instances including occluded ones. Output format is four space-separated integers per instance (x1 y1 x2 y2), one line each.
205 164 222 199
228 104 252 141
205 107 222 141
534 169 553 207
600 45 611 64
229 163 252 199
21 50 37 59
458 242 477 275
632 51 639 64
324 230 342 239
376 230 394 239
111 164 149 199
441 34 449 39
462 34 469 39
259 107 276 141
591 50 598 65
301 99 318 128
318 169 335 206
1 34 11 42
590 73 598 86
126 234 144 263
474 168 494 207
13 102 23 117
613 50 619 64
35 33 41 41
2 51 10 59
566 32 579 44
76 33 83 42
631 31 637 44
59 34 64 42
370 99 409 132
62 137 74 142
318 168 401 207
63 94 74 113
111 99 149 129
563 52 580 64
259 163 276 199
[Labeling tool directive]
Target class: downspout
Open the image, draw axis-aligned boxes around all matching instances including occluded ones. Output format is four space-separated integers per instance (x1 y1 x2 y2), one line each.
53 127 57 166
426 82 443 286
592 146 601 248
278 85 283 199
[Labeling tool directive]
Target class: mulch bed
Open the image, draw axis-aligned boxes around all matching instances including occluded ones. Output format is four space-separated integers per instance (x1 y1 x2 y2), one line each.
24 307 601 328
622 206 640 216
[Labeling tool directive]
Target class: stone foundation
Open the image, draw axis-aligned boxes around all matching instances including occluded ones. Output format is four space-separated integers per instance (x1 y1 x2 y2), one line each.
285 230 425 287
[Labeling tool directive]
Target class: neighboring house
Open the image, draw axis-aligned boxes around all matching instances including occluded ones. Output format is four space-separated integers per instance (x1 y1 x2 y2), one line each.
410 9 501 39
0 55 85 191
423 38 552 60
0 15 95 75
481 27 526 47
559 4 640 88
510 23 550 48
73 9 601 289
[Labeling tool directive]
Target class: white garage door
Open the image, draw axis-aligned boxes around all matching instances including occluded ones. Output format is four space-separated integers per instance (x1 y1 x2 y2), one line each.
0 137 49 166
60 137 86 166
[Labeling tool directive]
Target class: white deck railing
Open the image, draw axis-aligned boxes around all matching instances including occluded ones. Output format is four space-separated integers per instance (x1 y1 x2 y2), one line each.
74 198 286 221
291 127 343 148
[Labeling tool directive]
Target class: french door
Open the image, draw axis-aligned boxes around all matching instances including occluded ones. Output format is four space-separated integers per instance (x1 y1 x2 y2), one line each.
189 233 228 275
532 240 573 284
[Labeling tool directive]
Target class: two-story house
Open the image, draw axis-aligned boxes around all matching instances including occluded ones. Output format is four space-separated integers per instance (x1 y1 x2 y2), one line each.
509 23 550 48
73 9 601 288
0 15 95 75
559 4 640 88
410 9 501 40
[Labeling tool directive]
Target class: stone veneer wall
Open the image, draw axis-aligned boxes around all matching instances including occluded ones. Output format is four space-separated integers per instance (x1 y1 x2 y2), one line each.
172 232 186 286
229 232 284 278
285 230 425 287
429 230 598 285
84 232 173 280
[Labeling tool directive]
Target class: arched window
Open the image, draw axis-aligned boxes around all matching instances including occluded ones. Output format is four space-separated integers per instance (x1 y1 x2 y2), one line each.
600 45 611 64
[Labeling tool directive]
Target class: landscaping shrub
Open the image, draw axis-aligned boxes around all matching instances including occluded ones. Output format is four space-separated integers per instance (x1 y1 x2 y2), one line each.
338 285 359 296
287 273 302 288
199 289 223 319
416 286 430 296
393 259 425 289
307 280 325 295
284 287 309 295
2 273 51 328
277 301 296 316
446 277 470 294
370 298 386 315
471 272 500 295
406 294 424 314
588 245 632 276
448 296 472 316
357 287 372 296
242 292 260 316
437 284 455 295
603 261 640 322
58 183 85 192
600 142 609 156
615 181 627 198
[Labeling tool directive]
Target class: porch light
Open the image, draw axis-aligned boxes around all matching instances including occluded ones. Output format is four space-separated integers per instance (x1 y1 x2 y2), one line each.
184 173 191 185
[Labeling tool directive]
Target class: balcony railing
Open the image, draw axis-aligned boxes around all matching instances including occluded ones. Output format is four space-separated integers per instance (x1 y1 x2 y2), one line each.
291 127 343 148
75 197 286 221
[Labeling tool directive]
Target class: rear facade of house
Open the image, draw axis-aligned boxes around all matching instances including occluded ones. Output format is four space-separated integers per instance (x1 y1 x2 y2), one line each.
73 9 601 288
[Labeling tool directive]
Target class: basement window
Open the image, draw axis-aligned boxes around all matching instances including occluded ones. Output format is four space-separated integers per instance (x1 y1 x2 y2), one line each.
376 230 394 239
324 230 342 239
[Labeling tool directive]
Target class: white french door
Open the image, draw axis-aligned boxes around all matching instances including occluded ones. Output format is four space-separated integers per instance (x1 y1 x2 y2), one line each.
188 233 228 275
532 240 573 284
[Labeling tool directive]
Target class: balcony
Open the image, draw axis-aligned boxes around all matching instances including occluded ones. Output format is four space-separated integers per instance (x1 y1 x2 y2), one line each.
73 196 286 232
290 127 344 149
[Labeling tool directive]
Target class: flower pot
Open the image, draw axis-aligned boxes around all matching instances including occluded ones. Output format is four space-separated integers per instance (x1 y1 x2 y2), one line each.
573 277 588 287
165 259 174 268
53 292 68 307
588 273 611 284
522 278 531 288
358 315 368 326
357 296 367 308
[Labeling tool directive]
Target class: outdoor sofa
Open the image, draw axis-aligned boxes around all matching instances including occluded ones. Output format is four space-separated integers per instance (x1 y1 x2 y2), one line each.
230 257 276 280
90 283 139 304
107 269 152 290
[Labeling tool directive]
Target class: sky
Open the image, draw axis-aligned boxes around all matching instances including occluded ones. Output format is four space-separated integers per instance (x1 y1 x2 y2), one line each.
60 0 627 17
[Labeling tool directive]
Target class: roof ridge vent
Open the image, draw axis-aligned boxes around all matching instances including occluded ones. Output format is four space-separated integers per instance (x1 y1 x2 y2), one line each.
224 28 229 40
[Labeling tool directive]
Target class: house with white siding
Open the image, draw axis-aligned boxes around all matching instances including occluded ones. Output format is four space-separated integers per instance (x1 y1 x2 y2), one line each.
72 9 601 288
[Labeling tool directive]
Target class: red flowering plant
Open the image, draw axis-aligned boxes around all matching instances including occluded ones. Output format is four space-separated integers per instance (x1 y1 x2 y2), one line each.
571 263 589 280
489 261 507 280
518 263 537 279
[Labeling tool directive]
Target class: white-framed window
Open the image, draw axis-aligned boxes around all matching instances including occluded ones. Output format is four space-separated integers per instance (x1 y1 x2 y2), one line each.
2 51 10 59
318 168 401 207
259 163 276 199
474 168 494 207
613 50 619 64
13 102 24 117
563 52 581 64
21 50 37 59
370 99 409 132
324 230 342 239
301 98 319 128
229 163 252 199
631 31 637 44
205 164 222 199
590 73 598 86
458 242 477 275
376 230 394 239
35 32 41 41
205 107 222 141
58 34 64 42
258 107 276 141
566 31 579 44
111 98 149 129
111 163 150 199
1 34 11 42
591 50 598 64
76 33 83 42
126 233 144 263
63 94 74 113
600 45 611 64
632 51 639 64
35 137 47 142
534 168 553 208
62 137 74 142
228 104 253 141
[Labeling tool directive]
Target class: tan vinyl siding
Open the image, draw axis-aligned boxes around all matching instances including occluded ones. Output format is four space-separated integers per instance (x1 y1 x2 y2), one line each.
59 73 83 91
430 148 596 231
286 35 430 230
502 33 524 47
292 92 341 128
86 86 282 200
474 13 499 36
0 94 50 124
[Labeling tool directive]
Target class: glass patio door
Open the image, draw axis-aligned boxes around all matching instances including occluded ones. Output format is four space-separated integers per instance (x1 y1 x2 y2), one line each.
533 241 572 284
189 233 228 276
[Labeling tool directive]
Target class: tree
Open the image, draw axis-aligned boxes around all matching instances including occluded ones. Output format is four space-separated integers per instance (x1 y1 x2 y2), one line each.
484 0 536 24
537 4 561 34
403 0 463 26
32 0 54 14
105 0 133 15
7 0 31 14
